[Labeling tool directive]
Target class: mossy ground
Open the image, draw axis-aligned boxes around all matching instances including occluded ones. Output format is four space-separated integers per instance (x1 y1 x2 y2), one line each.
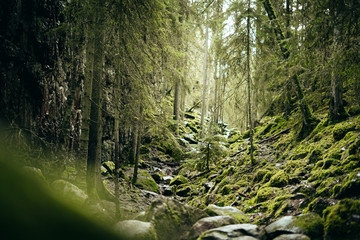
174 111 360 226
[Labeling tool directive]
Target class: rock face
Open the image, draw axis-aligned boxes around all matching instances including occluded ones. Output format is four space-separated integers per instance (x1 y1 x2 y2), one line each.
206 204 248 223
145 196 204 240
114 220 158 240
51 179 88 206
188 216 239 240
197 224 260 240
264 213 323 240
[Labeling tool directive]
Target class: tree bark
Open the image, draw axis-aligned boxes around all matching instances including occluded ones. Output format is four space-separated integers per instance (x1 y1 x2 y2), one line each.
86 0 104 199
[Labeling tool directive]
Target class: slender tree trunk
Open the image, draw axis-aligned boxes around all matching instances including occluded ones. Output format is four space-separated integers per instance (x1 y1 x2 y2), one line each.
132 105 142 184
174 79 180 133
114 67 121 218
247 0 255 164
200 13 209 138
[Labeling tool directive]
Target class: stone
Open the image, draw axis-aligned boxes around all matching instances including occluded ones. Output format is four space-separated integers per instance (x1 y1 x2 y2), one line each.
51 179 88 206
114 220 157 240
145 196 204 240
198 224 260 240
188 216 239 240
23 166 47 184
169 175 188 186
264 213 323 240
163 176 173 184
273 234 310 240
135 169 159 193
206 204 249 223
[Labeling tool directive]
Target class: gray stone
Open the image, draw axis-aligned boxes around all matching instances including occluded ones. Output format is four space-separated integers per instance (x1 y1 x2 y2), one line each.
51 179 88 206
206 204 248 223
264 213 323 240
114 220 157 240
273 234 310 240
163 176 173 184
188 216 239 240
198 224 260 240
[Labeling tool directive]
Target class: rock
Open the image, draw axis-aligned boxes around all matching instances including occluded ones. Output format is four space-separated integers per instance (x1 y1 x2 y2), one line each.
264 213 323 240
135 169 159 193
323 199 360 240
197 224 260 240
161 185 172 196
204 181 214 191
151 172 162 183
23 166 47 183
273 234 310 240
188 216 239 240
207 204 249 223
114 220 157 240
51 179 88 206
176 185 191 197
169 175 188 186
101 161 115 175
163 175 173 184
145 196 204 240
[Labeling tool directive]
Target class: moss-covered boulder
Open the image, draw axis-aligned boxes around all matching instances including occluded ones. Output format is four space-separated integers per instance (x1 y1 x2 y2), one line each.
135 170 159 193
114 220 158 240
335 172 360 198
255 187 280 203
188 216 239 240
51 179 88 206
206 204 248 223
264 213 323 240
333 122 357 141
269 170 289 187
323 199 360 240
145 196 204 240
169 175 188 186
23 166 47 184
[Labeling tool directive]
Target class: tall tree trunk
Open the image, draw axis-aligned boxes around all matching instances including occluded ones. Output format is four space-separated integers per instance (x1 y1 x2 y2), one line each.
200 13 209 138
132 105 143 184
329 11 348 123
114 65 121 218
247 0 255 164
261 0 316 131
174 79 180 133
86 0 104 199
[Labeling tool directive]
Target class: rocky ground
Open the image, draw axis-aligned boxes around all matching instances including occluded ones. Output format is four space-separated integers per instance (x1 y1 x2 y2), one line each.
14 109 360 240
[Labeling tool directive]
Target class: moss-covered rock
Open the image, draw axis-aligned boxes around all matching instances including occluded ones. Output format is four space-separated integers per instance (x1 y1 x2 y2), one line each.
206 204 249 223
255 187 280 203
335 172 360 198
135 170 159 193
169 175 188 186
269 170 289 187
323 199 360 240
333 122 357 141
264 213 323 240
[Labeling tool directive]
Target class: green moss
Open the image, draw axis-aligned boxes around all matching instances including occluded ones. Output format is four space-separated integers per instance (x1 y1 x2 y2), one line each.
333 122 357 141
135 170 159 193
169 175 188 186
336 172 360 198
294 213 324 240
308 149 322 164
269 170 289 187
323 199 360 240
220 184 232 195
253 169 270 183
255 187 280 203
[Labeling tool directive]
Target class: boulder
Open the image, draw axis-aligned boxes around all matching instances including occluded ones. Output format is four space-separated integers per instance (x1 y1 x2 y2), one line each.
145 196 205 240
264 213 323 240
188 216 239 240
51 179 88 206
206 204 249 223
197 224 260 240
23 166 47 184
323 199 360 240
273 234 310 240
114 220 157 240
135 169 159 193
169 175 188 186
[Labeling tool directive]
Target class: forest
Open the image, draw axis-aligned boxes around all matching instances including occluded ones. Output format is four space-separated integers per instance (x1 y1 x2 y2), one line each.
0 0 360 239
